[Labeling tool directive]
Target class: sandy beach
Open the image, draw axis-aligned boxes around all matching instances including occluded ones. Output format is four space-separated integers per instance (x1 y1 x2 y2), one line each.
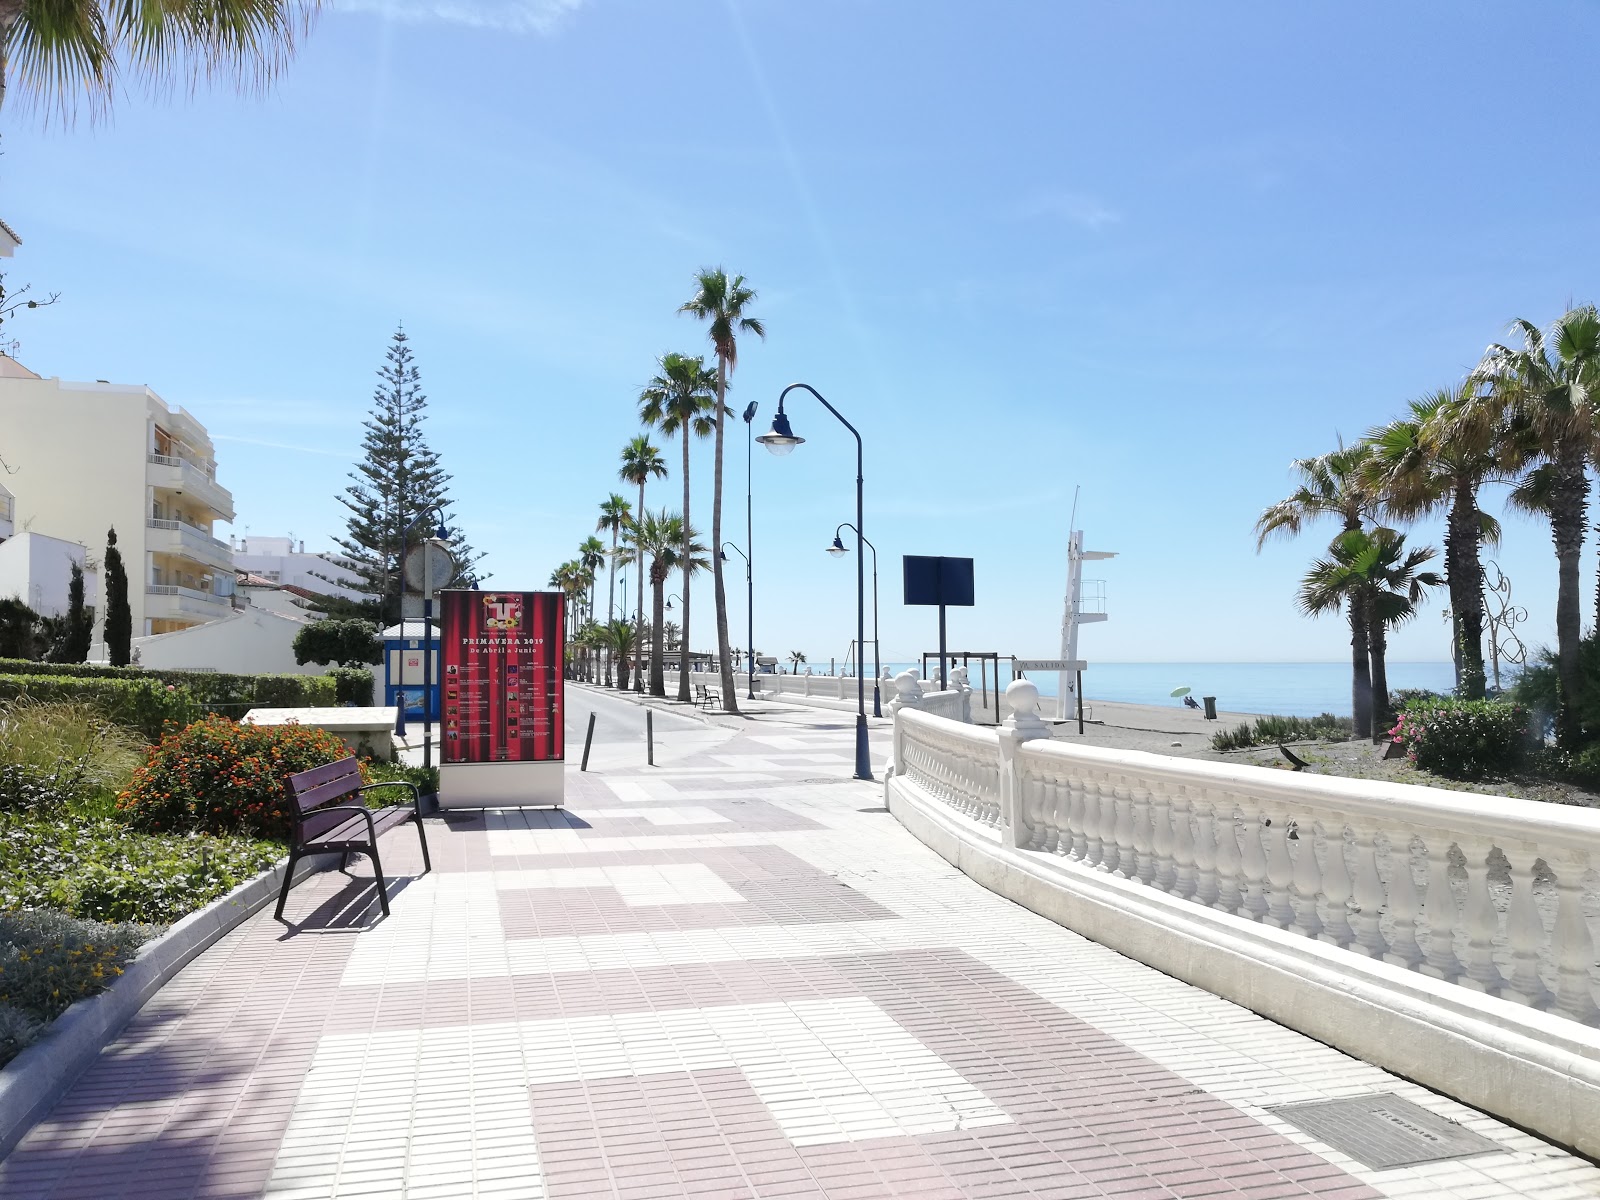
1045 698 1265 757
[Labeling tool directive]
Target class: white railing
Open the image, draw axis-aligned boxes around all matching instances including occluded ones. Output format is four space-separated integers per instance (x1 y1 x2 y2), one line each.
893 706 1600 1027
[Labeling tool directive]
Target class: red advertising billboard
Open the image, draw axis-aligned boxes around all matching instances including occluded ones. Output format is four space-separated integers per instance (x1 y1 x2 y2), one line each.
439 590 564 765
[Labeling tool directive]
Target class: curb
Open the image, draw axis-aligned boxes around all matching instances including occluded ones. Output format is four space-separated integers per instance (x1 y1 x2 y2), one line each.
0 854 325 1162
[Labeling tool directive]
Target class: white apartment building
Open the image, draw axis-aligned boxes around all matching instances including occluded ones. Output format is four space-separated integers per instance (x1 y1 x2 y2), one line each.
0 218 19 258
0 363 236 636
232 535 370 601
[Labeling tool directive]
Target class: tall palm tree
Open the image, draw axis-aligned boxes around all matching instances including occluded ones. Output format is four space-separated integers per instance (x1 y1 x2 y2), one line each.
577 536 606 625
1364 386 1507 700
1470 306 1600 748
631 508 709 697
1255 442 1381 736
681 269 765 714
618 435 668 684
1 0 316 115
1299 529 1442 731
597 494 631 623
639 352 717 703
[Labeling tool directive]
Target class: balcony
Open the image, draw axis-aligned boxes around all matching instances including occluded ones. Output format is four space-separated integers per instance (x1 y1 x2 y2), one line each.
0 491 12 540
146 518 234 572
145 583 232 623
146 454 235 522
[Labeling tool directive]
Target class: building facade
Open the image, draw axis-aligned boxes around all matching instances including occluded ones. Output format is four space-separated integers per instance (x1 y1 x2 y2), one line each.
0 369 236 636
232 535 370 602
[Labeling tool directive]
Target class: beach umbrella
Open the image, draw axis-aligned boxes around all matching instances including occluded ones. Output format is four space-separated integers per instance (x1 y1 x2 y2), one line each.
1170 686 1191 698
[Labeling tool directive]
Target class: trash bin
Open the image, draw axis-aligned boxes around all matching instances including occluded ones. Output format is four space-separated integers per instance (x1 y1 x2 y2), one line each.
1203 696 1217 721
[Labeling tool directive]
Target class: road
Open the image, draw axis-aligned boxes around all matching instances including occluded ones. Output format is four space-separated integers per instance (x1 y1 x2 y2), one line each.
564 681 737 769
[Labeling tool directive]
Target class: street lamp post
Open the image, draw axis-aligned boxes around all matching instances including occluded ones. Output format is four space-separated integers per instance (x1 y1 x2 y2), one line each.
826 525 879 718
757 382 873 782
742 401 758 700
721 542 753 704
411 505 450 776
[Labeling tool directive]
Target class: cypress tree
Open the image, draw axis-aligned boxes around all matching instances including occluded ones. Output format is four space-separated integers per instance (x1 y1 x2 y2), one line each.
330 327 482 623
103 528 131 667
64 560 91 662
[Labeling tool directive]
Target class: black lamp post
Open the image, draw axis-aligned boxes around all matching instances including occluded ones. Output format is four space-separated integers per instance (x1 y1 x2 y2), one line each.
826 525 879 718
757 382 872 782
721 541 753 702
413 504 449 775
742 400 758 700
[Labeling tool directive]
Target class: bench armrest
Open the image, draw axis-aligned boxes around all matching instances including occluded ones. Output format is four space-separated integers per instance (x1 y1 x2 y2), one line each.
358 779 423 816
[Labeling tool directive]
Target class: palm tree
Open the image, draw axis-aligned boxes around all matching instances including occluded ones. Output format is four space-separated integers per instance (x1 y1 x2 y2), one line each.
631 508 709 696
639 352 717 703
1255 442 1381 736
1470 306 1600 748
789 650 807 673
681 269 765 714
577 536 606 625
618 435 668 684
593 620 638 691
1299 529 1442 731
597 494 631 623
1364 386 1507 700
1 0 316 115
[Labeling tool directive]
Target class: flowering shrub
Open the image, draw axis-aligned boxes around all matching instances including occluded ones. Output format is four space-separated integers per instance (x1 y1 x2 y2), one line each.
0 909 148 1065
1391 698 1531 780
116 716 354 840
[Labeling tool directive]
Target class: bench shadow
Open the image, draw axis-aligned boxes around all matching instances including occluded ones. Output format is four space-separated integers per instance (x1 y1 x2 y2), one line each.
274 872 418 938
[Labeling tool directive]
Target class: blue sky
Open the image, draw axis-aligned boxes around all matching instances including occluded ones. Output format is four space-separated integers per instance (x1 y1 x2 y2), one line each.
4 0 1599 669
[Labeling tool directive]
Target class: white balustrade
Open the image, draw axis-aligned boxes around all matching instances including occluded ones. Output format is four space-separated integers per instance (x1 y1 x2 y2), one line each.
891 705 1600 1027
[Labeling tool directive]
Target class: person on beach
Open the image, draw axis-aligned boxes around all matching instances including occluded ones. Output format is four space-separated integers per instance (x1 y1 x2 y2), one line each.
1183 694 1201 710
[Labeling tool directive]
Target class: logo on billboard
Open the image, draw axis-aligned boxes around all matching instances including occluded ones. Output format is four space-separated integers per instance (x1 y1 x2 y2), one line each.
483 593 524 631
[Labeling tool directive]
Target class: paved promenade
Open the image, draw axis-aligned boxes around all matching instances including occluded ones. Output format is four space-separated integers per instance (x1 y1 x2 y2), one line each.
3 689 1599 1199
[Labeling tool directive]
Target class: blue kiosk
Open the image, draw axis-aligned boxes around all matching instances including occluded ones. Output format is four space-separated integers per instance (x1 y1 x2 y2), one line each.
382 619 439 721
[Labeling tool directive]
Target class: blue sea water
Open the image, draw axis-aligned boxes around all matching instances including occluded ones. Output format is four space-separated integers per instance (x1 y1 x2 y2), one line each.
871 661 1463 718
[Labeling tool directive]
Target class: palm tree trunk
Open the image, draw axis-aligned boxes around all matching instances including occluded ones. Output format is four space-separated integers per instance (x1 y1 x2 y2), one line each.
1348 596 1374 739
678 429 692 702
1369 609 1392 737
1551 441 1589 748
1447 480 1487 700
604 530 617 687
711 358 739 713
635 481 646 689
651 572 667 697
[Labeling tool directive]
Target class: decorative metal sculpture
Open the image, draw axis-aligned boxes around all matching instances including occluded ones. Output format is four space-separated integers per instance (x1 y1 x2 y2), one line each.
1482 559 1528 693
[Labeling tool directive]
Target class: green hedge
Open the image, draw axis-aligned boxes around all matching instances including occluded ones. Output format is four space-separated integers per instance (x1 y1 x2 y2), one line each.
0 676 200 740
328 666 375 706
0 659 336 713
1391 698 1531 780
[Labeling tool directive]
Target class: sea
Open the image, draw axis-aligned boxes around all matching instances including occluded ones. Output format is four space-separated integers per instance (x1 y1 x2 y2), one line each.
857 661 1466 719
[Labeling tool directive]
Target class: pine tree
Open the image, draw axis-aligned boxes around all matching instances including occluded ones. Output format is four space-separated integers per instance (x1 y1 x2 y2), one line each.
103 528 131 667
330 327 482 623
63 560 91 662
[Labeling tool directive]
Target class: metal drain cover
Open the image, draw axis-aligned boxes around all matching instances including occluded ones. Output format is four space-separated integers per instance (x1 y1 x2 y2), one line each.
1267 1093 1501 1169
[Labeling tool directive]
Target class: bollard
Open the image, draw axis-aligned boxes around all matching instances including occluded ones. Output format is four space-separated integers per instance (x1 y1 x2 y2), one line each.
646 709 655 766
580 712 596 771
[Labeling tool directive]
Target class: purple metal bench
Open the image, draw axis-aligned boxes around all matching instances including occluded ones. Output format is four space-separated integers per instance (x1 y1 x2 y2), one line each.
275 756 431 920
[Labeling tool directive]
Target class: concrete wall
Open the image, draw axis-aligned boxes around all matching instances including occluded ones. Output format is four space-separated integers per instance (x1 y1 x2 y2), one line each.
0 532 98 617
132 605 320 675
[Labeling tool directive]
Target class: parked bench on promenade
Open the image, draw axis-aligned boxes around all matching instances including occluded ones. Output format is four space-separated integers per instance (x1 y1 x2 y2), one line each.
275 757 432 920
695 684 721 711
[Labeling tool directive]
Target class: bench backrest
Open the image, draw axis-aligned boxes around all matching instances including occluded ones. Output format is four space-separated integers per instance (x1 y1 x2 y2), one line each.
286 757 365 842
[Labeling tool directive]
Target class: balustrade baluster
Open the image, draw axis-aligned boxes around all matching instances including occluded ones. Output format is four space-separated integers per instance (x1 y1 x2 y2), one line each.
1049 771 1071 853
1316 819 1355 948
1263 805 1296 928
1151 786 1176 892
1213 795 1244 914
1287 816 1323 938
1083 775 1106 867
1458 837 1504 993
1170 787 1197 900
1502 845 1550 1008
1022 771 1047 848
1064 772 1087 860
1349 821 1389 958
1191 793 1220 908
1381 826 1423 969
1551 850 1598 1023
1110 781 1135 878
1420 836 1463 981
1238 798 1270 921
1131 786 1156 884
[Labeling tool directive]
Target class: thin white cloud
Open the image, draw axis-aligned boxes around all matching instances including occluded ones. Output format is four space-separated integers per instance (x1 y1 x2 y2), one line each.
1014 190 1122 231
213 434 352 458
338 0 586 34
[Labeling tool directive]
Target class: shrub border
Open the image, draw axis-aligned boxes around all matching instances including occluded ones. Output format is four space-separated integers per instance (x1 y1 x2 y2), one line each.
0 852 327 1160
